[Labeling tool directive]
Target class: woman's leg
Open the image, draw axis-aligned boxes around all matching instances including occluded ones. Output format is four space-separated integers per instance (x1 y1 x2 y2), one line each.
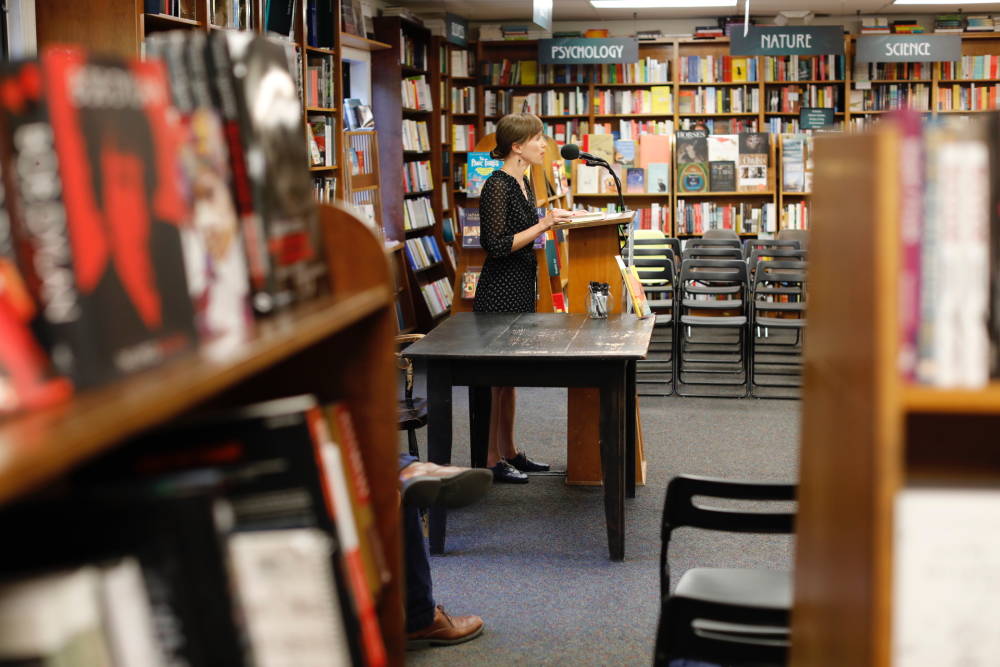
487 386 518 466
499 387 518 459
486 386 505 467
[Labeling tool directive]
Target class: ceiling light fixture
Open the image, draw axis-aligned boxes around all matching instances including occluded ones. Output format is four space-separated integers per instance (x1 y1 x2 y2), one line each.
590 0 737 8
893 0 1000 4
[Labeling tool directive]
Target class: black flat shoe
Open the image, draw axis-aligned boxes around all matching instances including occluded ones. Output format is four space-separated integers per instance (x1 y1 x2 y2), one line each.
508 452 550 473
490 460 528 484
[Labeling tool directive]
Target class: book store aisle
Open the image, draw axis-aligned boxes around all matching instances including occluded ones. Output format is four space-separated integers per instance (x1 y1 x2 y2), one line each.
406 388 800 666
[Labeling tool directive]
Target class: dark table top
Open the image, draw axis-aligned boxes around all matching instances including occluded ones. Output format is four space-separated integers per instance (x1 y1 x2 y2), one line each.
403 312 655 361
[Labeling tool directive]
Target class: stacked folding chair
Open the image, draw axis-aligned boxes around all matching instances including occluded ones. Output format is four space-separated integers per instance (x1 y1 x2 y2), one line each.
632 230 679 395
750 257 808 398
676 257 751 397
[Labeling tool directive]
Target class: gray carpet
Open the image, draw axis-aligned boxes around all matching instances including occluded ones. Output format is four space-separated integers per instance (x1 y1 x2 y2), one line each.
404 387 800 666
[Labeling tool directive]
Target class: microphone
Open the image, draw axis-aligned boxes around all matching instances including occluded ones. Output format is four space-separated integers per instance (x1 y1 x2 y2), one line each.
560 143 608 165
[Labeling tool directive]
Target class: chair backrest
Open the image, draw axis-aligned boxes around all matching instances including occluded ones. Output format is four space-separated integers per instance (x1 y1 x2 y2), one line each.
777 228 809 250
682 246 744 261
660 474 796 595
742 238 801 258
396 334 425 400
702 228 739 240
686 238 742 249
748 248 807 273
679 258 748 286
753 259 808 292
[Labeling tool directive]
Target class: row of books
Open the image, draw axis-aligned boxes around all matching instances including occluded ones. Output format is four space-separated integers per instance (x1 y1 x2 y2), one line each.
212 0 254 29
419 277 454 317
849 85 931 112
854 61 931 82
941 56 1000 80
451 86 476 113
680 56 758 83
305 54 336 108
453 124 477 151
306 0 336 48
402 75 433 111
313 175 337 203
592 59 670 84
403 160 434 193
576 163 671 195
461 268 481 299
0 33 327 413
450 49 474 78
404 236 443 271
593 87 673 115
963 15 999 32
593 119 675 141
401 119 431 152
0 396 389 666
765 86 841 114
402 196 436 231
485 88 590 117
400 30 428 70
675 200 777 235
937 84 1000 112
678 86 760 115
574 203 670 233
308 115 337 166
678 118 760 134
544 119 591 145
897 114 993 387
144 0 196 18
781 201 810 230
761 55 845 83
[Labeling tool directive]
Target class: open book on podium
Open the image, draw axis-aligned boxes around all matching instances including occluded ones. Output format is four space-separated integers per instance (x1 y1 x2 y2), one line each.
552 210 635 232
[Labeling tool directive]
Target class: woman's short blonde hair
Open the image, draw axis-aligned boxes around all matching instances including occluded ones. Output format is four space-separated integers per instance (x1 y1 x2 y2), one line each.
490 112 544 159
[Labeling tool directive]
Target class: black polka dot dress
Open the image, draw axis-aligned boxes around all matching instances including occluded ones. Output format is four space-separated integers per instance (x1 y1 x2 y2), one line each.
473 170 538 314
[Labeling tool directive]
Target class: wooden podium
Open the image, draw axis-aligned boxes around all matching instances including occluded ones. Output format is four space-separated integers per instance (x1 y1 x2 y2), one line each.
556 212 647 486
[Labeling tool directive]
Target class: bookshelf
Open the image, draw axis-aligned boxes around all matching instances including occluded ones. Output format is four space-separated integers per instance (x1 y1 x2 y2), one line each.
790 125 1000 666
777 133 811 232
36 0 344 202
373 15 453 330
0 203 404 663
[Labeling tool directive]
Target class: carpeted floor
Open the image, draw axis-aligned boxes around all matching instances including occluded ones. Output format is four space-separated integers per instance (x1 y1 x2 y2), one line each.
404 387 800 666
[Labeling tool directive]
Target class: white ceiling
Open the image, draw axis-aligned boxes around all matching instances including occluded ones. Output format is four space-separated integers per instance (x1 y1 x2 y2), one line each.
388 0 1000 22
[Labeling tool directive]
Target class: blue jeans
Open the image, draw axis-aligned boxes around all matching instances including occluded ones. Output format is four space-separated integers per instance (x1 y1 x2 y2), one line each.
400 453 436 632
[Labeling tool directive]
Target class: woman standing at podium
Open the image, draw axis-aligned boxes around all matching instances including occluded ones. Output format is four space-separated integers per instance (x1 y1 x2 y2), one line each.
475 112 574 483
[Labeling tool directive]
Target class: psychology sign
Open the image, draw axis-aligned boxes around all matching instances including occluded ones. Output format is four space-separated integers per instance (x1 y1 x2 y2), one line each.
731 26 844 56
538 38 638 64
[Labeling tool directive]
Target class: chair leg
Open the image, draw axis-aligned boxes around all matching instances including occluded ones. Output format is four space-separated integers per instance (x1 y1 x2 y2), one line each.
407 428 420 458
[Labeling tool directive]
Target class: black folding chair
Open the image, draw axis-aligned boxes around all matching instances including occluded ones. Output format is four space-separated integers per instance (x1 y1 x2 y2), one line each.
751 260 807 398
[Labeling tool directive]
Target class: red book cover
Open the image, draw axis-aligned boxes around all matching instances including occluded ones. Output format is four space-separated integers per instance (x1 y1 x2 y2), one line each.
0 139 72 412
38 48 198 387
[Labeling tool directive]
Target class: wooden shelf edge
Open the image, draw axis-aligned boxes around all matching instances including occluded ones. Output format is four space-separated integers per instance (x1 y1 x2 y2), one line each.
0 287 392 506
340 32 391 51
903 383 1000 415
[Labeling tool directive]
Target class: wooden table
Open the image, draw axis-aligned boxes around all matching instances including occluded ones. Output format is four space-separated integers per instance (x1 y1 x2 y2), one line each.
403 312 654 561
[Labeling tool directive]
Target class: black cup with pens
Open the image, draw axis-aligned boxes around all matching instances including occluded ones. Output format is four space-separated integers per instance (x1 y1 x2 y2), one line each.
587 281 609 319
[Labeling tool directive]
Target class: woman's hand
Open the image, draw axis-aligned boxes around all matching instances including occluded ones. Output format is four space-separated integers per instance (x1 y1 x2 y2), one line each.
538 208 574 231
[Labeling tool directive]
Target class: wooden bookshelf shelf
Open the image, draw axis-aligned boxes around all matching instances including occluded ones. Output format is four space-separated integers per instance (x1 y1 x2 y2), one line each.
339 32 391 51
678 232 758 237
679 80 761 86
594 113 675 118
677 112 761 117
305 106 338 113
402 107 432 114
452 112 478 117
766 111 843 116
573 192 671 198
864 79 932 83
451 75 478 82
782 191 812 196
939 78 1000 83
903 383 1000 415
305 45 338 56
384 242 404 254
413 261 445 273
764 80 846 85
483 83 583 89
309 165 338 171
593 81 672 87
0 285 390 506
676 191 775 196
937 108 998 114
403 189 435 196
402 64 428 76
143 13 202 29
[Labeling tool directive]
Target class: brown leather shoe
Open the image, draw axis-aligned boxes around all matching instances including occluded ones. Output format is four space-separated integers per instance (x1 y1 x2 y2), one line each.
406 605 484 650
400 462 492 509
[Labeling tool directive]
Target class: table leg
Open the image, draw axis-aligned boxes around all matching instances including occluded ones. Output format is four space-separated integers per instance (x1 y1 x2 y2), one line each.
468 386 492 469
626 360 636 499
427 361 453 555
599 363 626 561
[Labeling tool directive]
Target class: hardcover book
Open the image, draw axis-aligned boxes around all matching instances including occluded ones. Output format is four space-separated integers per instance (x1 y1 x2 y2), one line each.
461 269 480 299
709 161 737 192
707 134 739 163
738 132 770 192
676 130 708 164
678 162 709 193
458 208 481 248
466 152 501 198
626 167 645 193
647 163 670 194
19 50 200 388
